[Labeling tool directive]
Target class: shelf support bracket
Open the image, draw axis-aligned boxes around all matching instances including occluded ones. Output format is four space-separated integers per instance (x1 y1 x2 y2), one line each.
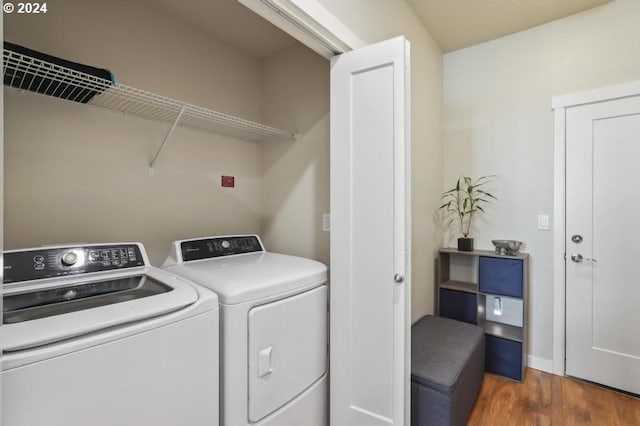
149 105 187 175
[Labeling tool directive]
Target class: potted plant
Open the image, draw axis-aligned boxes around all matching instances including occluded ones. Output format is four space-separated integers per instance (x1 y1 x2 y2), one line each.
439 175 497 251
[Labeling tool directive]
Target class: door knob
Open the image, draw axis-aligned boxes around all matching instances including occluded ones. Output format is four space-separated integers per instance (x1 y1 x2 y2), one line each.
570 254 597 263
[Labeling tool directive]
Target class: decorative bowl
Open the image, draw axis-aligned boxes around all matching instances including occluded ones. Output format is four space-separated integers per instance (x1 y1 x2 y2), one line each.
491 239 523 255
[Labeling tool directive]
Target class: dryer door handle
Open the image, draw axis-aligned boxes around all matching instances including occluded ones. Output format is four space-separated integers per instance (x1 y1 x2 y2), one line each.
258 345 275 378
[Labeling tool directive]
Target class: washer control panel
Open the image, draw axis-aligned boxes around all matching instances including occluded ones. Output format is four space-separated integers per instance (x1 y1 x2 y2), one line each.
181 235 264 262
3 244 145 283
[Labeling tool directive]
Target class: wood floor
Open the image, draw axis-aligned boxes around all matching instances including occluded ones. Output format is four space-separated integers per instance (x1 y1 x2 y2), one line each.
468 368 640 426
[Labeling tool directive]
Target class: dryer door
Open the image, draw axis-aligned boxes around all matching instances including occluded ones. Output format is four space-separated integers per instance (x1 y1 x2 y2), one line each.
248 285 327 422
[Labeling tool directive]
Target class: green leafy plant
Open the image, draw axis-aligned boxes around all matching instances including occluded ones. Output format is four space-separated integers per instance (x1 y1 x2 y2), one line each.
439 175 497 238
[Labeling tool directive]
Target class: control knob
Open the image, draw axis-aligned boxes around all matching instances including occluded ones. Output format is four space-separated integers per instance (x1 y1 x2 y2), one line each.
221 240 231 249
61 251 79 266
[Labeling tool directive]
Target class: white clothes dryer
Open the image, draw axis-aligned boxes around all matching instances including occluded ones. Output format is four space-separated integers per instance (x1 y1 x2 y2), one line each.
2 242 219 426
162 235 327 426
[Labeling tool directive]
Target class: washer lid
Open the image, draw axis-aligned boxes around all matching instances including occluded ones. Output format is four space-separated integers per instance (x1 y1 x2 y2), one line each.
2 268 200 352
164 252 327 305
4 274 172 324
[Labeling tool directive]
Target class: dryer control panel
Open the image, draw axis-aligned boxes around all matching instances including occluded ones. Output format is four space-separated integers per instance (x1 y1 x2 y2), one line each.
181 235 264 262
3 244 145 283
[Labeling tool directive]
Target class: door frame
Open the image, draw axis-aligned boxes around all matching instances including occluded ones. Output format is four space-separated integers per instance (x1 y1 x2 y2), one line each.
238 0 364 58
551 80 640 376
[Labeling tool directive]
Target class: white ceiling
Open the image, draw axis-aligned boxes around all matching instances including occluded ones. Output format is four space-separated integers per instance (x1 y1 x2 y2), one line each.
147 0 614 57
407 0 613 53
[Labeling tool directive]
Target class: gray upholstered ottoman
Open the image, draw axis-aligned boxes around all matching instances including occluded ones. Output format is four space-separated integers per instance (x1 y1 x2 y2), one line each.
411 315 485 426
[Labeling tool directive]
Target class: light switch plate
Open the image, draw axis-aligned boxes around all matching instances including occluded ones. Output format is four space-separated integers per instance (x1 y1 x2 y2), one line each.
538 214 550 230
322 214 330 232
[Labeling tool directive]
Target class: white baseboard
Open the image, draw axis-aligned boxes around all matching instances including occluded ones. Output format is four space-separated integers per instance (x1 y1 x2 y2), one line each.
527 355 554 374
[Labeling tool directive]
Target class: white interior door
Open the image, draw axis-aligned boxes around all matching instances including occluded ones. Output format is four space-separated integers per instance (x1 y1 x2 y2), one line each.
565 94 640 395
330 36 411 425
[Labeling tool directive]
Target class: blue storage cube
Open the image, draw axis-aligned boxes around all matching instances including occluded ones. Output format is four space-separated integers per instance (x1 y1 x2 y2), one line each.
485 335 523 381
439 289 477 325
478 257 523 298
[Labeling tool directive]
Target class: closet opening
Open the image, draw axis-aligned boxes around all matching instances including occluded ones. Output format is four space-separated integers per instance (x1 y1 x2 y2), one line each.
3 0 330 265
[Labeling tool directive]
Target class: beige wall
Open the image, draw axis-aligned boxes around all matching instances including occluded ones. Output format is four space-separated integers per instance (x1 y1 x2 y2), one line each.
443 0 640 366
260 45 330 266
4 0 265 264
314 0 444 323
4 0 442 324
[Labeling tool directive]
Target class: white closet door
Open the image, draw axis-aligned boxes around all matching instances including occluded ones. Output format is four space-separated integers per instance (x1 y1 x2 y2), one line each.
330 36 411 426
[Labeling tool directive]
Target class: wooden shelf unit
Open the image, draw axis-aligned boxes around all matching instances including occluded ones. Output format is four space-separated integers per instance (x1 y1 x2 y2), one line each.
437 248 529 382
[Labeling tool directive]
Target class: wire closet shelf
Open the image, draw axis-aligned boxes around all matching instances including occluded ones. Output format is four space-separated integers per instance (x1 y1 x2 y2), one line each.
3 48 298 170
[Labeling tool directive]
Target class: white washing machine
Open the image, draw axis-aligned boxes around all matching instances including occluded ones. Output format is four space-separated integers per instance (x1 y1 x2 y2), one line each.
2 242 219 426
162 235 328 426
